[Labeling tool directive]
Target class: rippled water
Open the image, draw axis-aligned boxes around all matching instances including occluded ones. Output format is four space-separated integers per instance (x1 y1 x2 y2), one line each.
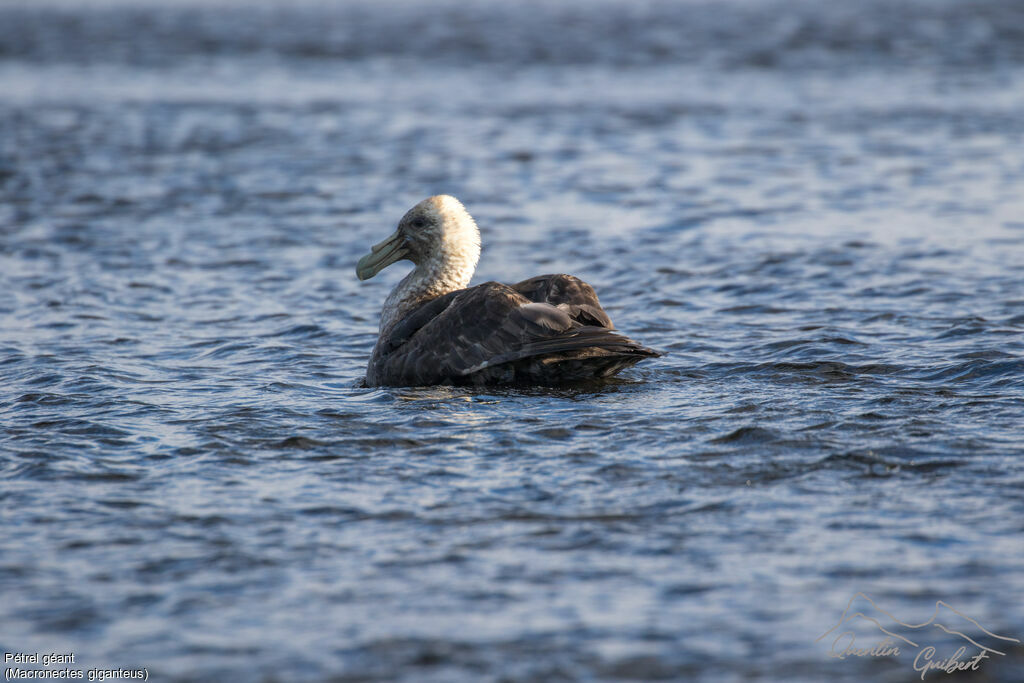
2 1 1023 681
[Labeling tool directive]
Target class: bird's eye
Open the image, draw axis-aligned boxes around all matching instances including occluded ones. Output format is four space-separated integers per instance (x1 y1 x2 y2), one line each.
411 217 427 229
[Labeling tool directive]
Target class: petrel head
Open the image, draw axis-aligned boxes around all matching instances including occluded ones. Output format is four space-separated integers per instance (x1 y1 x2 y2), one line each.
356 195 481 281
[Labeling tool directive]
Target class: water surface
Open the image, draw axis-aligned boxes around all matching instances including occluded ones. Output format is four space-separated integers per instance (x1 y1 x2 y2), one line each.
2 1 1023 680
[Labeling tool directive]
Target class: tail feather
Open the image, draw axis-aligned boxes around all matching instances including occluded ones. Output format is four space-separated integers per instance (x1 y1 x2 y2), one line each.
460 326 660 377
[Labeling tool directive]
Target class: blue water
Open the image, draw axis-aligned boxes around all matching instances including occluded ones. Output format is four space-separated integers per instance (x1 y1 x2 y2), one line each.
2 1 1023 680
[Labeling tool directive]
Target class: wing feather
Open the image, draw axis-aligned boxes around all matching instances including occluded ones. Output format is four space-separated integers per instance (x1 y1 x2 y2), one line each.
369 275 655 386
371 281 631 385
511 274 613 328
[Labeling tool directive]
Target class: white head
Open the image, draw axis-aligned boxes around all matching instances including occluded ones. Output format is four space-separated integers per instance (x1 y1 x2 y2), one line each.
356 195 480 283
357 195 482 333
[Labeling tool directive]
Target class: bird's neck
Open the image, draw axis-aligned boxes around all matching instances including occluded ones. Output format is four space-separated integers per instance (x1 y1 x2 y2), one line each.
378 251 477 337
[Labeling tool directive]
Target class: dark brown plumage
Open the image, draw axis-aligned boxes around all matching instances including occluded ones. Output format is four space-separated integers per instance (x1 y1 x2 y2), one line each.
368 274 659 386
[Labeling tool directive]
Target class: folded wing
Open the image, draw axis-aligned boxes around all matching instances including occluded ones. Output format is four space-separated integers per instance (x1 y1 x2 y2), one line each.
370 276 658 386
